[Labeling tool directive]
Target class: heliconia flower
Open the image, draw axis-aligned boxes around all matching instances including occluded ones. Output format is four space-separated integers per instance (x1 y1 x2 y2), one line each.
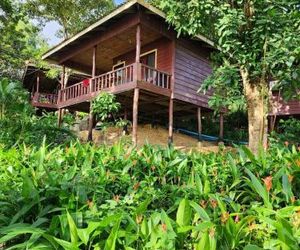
295 159 300 167
221 212 230 224
284 141 289 147
151 165 156 171
113 194 120 203
161 223 167 232
200 200 207 208
136 215 143 224
210 199 218 209
291 196 296 204
209 227 215 237
288 175 294 183
87 199 94 208
133 182 140 190
263 176 272 192
235 215 240 223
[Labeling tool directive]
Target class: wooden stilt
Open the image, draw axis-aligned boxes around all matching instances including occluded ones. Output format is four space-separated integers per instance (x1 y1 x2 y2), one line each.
58 108 62 127
36 73 40 93
197 107 202 142
87 111 94 142
123 108 128 135
87 46 97 142
132 88 139 146
219 112 224 142
58 66 65 127
168 97 174 146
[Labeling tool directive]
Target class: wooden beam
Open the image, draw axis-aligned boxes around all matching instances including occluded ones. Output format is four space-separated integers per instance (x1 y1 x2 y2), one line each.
132 88 139 146
219 113 224 141
168 97 174 146
58 14 140 64
197 107 202 141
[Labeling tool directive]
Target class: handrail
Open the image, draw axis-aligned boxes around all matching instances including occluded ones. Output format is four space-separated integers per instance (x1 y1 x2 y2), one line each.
57 62 171 104
140 63 171 89
33 92 58 105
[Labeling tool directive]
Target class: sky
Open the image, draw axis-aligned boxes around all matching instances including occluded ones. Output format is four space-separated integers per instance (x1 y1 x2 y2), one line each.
41 0 124 46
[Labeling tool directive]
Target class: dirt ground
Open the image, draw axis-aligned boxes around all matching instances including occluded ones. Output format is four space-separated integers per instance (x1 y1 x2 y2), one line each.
78 124 223 153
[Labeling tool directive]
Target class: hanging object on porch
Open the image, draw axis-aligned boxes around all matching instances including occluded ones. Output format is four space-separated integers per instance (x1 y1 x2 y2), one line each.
83 79 90 87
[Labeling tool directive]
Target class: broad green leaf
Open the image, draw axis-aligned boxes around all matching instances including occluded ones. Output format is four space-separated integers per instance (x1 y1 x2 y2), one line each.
176 198 191 227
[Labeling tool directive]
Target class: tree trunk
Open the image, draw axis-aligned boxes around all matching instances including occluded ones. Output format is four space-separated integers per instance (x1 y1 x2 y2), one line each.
241 68 268 154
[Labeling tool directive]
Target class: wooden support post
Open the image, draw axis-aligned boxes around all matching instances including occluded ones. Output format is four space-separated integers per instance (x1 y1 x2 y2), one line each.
87 47 97 142
57 108 62 127
219 112 224 142
58 66 65 128
132 88 139 146
36 73 40 93
135 24 141 63
123 108 128 135
168 97 174 146
197 107 202 142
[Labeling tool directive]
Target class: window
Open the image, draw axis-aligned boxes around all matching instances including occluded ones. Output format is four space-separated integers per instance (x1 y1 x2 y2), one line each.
113 61 125 85
140 49 157 68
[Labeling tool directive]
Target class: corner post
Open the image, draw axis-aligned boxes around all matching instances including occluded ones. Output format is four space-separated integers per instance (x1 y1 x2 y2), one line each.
58 65 65 127
88 45 97 142
219 112 224 142
197 107 202 142
168 96 174 146
132 88 139 146
132 24 141 146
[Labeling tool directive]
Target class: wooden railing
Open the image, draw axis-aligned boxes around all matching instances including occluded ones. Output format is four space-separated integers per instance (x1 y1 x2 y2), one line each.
32 92 58 106
140 64 171 89
57 62 171 105
91 63 134 92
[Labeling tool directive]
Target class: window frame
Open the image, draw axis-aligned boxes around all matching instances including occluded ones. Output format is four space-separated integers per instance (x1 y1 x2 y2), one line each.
140 49 157 68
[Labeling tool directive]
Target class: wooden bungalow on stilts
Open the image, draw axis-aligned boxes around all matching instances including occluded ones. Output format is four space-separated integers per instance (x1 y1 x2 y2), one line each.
25 0 228 146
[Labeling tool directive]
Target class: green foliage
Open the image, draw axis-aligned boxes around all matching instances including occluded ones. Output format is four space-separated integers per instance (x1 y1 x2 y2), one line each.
0 0 48 80
0 141 299 249
25 0 115 39
160 0 300 106
270 118 300 146
91 92 128 130
0 78 75 148
92 92 120 121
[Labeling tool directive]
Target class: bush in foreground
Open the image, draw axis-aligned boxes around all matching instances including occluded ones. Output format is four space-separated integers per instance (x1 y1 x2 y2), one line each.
0 142 299 249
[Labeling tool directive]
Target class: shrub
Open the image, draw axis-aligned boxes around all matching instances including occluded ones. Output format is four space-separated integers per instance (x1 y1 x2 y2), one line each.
0 142 299 249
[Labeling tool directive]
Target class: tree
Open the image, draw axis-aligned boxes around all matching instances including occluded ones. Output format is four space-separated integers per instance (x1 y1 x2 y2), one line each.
159 0 300 153
25 0 115 39
0 1 47 80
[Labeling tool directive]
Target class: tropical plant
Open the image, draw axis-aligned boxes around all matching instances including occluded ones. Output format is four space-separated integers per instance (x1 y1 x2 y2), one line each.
158 0 300 154
0 140 299 249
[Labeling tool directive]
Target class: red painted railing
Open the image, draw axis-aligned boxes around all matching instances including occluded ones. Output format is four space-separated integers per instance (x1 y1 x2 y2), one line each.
57 63 171 105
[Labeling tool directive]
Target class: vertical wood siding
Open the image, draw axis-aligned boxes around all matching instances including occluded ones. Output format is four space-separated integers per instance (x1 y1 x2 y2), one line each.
174 39 213 108
113 37 172 73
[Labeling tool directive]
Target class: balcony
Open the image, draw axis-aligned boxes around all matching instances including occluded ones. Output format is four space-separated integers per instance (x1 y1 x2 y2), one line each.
31 92 58 109
57 63 171 108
